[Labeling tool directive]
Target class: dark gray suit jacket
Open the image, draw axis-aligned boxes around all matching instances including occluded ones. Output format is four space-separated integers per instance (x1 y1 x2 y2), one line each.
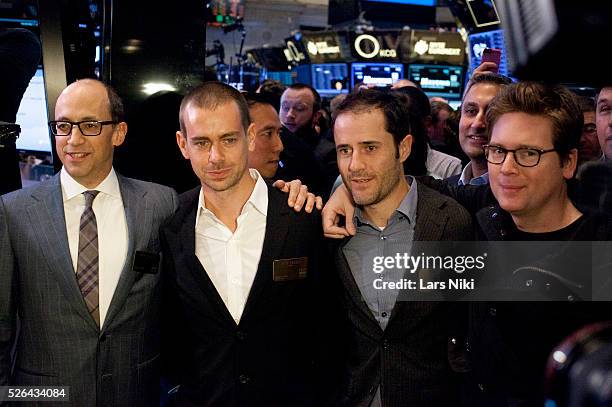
0 173 177 407
334 181 474 407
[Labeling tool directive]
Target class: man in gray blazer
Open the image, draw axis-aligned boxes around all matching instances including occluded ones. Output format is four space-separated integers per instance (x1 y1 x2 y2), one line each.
0 79 177 406
332 90 473 406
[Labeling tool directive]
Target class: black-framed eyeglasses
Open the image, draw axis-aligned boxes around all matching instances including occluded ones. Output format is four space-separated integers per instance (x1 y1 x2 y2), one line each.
483 144 558 168
48 120 117 136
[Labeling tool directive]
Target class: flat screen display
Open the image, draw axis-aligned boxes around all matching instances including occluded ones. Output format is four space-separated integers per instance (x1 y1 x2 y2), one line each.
311 63 348 96
468 29 508 76
351 63 404 89
263 71 294 86
407 64 464 99
15 68 52 153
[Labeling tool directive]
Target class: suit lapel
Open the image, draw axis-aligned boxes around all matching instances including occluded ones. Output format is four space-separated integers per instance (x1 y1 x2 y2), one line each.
239 186 289 325
176 191 237 326
335 241 382 334
101 176 152 332
387 182 447 326
27 174 98 331
413 181 448 241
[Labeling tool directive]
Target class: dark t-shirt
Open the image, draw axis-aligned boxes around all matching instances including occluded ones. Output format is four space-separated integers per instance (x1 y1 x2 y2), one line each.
508 215 596 241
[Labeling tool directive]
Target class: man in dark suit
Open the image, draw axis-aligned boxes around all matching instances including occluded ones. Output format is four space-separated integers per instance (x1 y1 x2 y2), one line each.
0 79 178 406
160 82 343 406
331 89 473 406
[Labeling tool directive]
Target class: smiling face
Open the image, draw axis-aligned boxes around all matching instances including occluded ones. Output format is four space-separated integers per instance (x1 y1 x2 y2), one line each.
247 103 284 178
334 108 411 207
54 80 126 188
176 100 251 194
596 87 612 160
488 112 577 220
459 82 502 162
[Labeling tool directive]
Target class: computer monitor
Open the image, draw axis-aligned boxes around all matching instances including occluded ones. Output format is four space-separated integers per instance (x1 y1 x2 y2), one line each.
15 68 52 153
351 63 404 89
407 64 464 100
263 71 294 86
311 63 348 96
468 29 508 76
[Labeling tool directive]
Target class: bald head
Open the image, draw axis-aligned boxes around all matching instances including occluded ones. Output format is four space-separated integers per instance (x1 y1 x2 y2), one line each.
57 79 124 123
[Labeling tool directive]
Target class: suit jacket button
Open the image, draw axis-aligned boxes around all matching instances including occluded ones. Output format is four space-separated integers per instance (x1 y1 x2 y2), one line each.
239 374 250 384
100 333 107 342
382 339 389 350
489 307 497 316
236 331 246 340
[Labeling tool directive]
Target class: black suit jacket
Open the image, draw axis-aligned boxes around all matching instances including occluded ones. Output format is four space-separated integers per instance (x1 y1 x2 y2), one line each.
334 182 474 407
160 182 344 407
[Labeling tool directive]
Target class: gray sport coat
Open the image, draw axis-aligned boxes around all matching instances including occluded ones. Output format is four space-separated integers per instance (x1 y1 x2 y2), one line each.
0 173 177 407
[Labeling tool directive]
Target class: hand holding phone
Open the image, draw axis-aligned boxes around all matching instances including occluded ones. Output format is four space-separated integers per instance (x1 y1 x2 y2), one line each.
481 48 501 73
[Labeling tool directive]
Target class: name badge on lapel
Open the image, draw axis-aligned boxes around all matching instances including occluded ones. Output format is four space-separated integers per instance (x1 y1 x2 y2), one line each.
273 257 308 282
133 251 160 274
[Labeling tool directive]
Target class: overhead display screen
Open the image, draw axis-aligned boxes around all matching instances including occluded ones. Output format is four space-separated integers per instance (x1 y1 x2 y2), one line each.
311 63 348 96
407 64 464 99
351 63 404 89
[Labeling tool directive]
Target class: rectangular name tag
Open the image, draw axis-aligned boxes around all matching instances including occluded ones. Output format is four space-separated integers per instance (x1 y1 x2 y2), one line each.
273 257 308 282
132 251 160 274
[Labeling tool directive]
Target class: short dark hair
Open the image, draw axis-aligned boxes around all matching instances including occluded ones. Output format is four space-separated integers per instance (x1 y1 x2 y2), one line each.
285 83 321 112
486 82 583 158
577 95 596 114
105 84 125 123
463 72 512 100
333 89 411 148
245 92 277 112
179 81 250 136
257 79 286 112
430 101 453 125
390 87 429 176
596 85 612 105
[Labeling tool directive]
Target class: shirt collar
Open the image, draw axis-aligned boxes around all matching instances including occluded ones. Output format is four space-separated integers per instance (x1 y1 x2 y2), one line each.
458 162 489 186
60 167 121 202
196 169 268 226
354 176 417 228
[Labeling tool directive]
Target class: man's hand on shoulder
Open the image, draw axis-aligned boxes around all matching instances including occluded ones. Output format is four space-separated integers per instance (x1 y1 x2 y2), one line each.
322 183 356 239
272 179 323 213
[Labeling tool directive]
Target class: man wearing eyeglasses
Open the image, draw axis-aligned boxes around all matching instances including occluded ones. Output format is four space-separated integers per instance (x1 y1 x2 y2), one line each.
0 79 178 406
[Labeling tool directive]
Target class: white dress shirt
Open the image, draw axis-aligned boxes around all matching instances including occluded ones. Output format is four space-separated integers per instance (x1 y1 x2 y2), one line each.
195 169 268 324
61 167 129 325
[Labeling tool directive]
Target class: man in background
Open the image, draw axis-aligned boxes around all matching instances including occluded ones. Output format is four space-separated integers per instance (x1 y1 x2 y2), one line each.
245 94 284 178
278 83 337 197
